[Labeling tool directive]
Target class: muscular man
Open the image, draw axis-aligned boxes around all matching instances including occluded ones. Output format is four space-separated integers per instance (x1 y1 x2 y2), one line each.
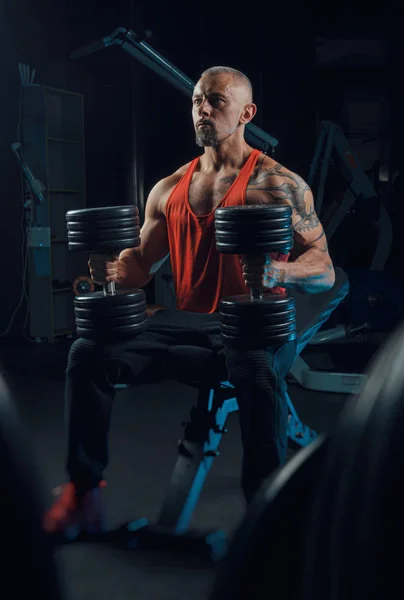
44 66 335 536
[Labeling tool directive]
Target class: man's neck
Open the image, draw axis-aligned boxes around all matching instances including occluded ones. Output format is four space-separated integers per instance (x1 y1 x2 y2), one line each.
200 141 254 172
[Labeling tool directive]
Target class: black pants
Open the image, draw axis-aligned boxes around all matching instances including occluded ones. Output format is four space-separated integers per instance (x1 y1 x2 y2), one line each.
65 309 297 503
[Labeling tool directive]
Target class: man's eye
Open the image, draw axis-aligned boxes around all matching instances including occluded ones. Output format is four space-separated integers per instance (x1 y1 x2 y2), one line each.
193 99 201 105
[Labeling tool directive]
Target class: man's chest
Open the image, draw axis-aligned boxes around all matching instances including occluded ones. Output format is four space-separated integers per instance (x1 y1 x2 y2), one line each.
188 171 269 216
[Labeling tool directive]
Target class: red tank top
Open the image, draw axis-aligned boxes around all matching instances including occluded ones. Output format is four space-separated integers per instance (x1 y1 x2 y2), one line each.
166 149 290 313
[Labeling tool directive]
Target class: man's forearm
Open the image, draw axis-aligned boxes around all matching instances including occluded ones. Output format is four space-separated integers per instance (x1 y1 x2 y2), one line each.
273 248 335 294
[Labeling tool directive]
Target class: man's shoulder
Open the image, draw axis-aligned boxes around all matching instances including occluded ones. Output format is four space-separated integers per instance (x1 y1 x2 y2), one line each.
149 159 198 213
246 153 312 211
250 154 304 185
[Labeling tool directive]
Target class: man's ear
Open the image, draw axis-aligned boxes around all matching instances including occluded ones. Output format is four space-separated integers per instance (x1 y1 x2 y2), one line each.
240 103 257 125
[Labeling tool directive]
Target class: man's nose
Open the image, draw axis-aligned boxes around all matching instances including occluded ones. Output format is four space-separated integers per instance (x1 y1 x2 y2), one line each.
198 99 211 117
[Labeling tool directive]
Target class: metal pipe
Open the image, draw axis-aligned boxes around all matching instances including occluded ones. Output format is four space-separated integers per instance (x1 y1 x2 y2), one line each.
250 288 264 302
70 27 279 153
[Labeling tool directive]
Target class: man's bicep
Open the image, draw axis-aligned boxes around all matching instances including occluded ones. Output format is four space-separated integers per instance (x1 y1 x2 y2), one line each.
137 184 170 269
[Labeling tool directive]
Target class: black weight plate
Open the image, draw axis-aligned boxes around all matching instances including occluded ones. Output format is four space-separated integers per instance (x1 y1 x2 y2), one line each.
221 330 297 347
220 320 296 337
68 237 141 252
220 308 295 327
302 319 404 600
209 434 329 600
220 323 296 341
216 230 293 249
219 294 295 315
215 205 292 222
216 238 294 255
67 227 140 242
74 289 145 308
215 230 293 242
66 206 138 221
75 312 147 328
74 300 146 319
76 319 148 340
67 217 140 231
214 217 292 232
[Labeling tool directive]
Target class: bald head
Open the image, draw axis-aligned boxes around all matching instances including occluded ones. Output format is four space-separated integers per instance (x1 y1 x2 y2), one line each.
200 66 253 104
192 66 257 148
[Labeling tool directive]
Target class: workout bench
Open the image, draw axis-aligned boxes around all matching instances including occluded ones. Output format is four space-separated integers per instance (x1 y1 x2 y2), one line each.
109 267 349 560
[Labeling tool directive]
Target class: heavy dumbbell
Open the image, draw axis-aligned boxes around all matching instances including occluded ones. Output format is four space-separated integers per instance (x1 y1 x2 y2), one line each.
66 206 148 341
214 205 296 347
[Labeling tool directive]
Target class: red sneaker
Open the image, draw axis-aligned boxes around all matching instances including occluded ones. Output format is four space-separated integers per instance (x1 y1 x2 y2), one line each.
43 481 107 540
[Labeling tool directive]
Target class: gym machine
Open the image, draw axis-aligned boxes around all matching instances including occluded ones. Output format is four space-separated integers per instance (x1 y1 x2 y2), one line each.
289 120 403 395
310 120 392 272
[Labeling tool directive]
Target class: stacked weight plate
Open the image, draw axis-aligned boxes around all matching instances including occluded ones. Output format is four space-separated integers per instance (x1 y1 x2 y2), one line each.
66 205 141 252
73 289 147 341
219 294 296 347
66 206 148 341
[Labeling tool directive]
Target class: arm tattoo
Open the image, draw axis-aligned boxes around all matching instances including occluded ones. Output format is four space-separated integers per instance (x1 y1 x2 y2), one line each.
219 158 282 188
248 160 320 232
310 229 329 252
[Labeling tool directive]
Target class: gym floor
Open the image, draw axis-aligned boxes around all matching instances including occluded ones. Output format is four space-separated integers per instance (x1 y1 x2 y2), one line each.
1 336 377 600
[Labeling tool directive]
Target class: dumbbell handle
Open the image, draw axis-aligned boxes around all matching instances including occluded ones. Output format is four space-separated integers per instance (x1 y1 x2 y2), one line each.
102 253 118 296
250 289 264 302
104 281 116 296
244 254 265 302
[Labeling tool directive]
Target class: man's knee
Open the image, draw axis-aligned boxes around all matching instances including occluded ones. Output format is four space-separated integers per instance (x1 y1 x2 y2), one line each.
226 349 275 388
67 338 115 372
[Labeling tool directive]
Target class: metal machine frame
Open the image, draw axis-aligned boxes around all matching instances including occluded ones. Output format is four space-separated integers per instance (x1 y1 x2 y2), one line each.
111 376 317 561
288 119 394 395
70 27 278 155
309 120 392 272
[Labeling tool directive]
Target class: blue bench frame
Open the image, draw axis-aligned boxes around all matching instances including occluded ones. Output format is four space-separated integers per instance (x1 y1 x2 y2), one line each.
114 268 349 555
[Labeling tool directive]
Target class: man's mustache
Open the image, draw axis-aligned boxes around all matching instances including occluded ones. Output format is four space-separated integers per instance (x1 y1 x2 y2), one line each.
197 120 214 128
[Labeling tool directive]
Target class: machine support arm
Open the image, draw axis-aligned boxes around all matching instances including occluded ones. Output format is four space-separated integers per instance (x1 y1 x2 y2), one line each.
70 27 279 154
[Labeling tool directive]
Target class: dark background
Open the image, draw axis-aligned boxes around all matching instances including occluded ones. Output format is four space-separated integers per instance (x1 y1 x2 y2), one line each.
0 0 402 337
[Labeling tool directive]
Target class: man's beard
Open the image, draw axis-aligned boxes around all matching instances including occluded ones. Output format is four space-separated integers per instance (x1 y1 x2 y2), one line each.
195 124 219 147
